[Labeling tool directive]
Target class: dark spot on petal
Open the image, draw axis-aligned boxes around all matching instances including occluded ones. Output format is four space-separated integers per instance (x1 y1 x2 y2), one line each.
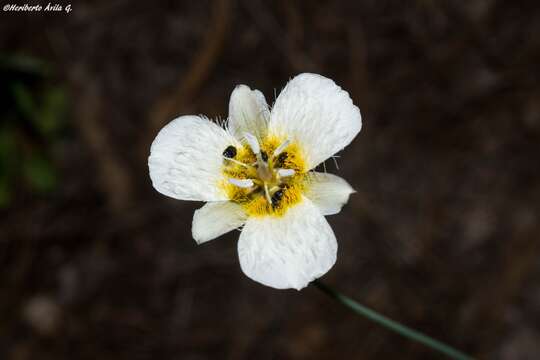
261 151 268 162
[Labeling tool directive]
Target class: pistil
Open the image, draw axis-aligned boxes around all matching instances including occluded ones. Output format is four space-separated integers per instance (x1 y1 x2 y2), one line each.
224 133 300 211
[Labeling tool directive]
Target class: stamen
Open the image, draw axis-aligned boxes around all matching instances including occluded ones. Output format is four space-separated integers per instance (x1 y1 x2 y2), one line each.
223 156 250 168
277 169 295 177
228 178 254 188
243 132 260 154
263 183 272 204
222 135 304 216
273 139 290 157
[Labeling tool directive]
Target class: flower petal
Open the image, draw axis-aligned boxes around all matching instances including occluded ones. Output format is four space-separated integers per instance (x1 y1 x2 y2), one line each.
228 85 270 141
192 201 247 244
304 172 355 216
238 197 337 290
148 115 239 201
268 73 362 169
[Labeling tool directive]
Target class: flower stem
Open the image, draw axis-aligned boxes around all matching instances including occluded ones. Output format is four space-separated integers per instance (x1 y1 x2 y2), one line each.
312 280 474 360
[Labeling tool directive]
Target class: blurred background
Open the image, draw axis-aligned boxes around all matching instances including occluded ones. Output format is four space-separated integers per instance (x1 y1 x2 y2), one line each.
1 1 540 359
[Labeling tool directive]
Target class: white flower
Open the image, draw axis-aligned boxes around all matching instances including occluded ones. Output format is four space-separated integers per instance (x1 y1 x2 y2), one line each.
148 73 362 290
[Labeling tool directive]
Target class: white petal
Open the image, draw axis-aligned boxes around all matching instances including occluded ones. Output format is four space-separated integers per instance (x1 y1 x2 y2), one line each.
228 85 270 141
304 172 355 216
228 178 254 188
269 73 362 170
192 201 247 244
238 197 337 290
148 116 239 201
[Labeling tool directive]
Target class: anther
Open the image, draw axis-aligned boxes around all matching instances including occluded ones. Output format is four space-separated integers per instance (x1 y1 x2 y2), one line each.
273 139 290 157
228 178 254 188
275 152 288 167
243 132 260 154
222 145 237 158
277 169 295 177
271 189 284 207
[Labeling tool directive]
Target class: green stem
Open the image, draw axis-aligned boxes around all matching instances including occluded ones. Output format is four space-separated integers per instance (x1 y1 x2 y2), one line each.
312 280 474 360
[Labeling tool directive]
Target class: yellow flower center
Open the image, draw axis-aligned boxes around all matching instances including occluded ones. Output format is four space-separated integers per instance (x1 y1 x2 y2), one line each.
220 134 307 217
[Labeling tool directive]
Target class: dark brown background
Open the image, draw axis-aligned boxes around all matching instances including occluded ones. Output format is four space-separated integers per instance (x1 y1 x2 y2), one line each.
1 1 540 359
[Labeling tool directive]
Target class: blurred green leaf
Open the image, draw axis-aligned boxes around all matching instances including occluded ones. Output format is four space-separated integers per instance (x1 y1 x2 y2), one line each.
0 176 11 208
10 83 67 138
35 86 67 137
0 127 17 208
0 54 65 200
0 53 51 76
23 154 57 193
11 82 36 120
0 126 17 176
